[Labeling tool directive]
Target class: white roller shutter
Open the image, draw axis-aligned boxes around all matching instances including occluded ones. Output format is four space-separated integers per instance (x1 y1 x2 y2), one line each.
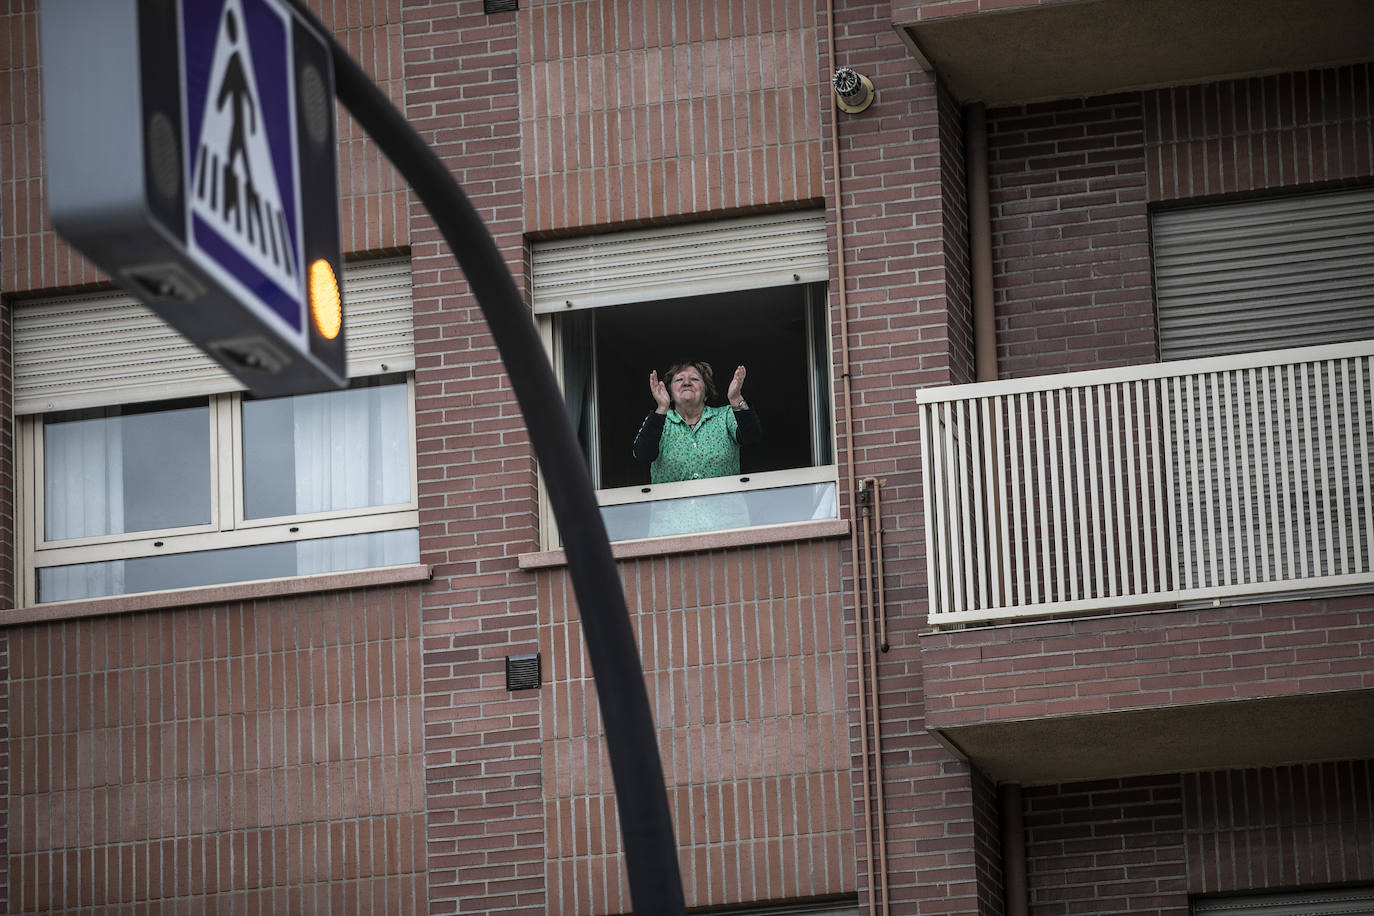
14 257 414 414
1154 186 1374 361
531 209 829 314
1193 886 1374 915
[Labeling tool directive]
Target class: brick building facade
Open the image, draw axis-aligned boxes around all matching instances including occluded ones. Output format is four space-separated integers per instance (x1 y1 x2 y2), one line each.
0 0 1370 914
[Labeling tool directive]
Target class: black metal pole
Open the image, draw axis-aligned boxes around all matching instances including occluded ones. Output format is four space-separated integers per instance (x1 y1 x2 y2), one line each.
285 5 686 912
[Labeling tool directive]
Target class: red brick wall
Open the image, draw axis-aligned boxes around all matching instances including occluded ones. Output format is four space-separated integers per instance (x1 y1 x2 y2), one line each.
0 3 417 913
1184 761 1374 894
539 541 854 913
1023 775 1189 916
1144 64 1374 203
1020 761 1374 915
940 83 975 387
518 0 824 235
7 590 429 912
825 0 987 912
984 64 1374 381
0 1 406 297
986 95 1156 378
921 595 1374 730
399 1 545 912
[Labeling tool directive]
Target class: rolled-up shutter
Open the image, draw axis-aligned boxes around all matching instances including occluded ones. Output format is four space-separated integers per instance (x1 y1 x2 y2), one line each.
14 257 414 414
1153 186 1374 361
1193 886 1374 915
531 209 829 314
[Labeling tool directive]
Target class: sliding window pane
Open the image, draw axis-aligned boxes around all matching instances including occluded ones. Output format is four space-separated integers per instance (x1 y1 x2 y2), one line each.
242 375 411 519
43 399 211 540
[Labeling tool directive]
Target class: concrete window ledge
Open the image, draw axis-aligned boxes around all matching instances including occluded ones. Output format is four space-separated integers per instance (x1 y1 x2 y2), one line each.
518 519 851 570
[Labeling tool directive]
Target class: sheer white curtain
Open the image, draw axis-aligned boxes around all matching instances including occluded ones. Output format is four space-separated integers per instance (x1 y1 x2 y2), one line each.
293 383 409 574
43 415 126 599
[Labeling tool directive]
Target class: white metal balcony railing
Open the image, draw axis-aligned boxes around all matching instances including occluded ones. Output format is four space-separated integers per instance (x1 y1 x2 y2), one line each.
918 341 1374 627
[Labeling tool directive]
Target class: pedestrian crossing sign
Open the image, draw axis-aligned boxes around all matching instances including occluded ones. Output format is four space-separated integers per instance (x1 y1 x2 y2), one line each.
185 0 304 333
40 0 346 396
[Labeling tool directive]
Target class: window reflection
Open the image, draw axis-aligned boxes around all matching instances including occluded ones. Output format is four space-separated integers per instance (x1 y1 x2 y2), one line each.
242 375 410 519
43 399 211 540
600 481 839 541
37 529 420 603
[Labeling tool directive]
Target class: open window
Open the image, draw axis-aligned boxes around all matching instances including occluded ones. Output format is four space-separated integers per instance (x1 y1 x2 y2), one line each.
534 212 839 544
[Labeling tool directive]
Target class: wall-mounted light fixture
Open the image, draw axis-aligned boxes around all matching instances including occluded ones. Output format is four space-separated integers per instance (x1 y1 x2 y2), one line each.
833 67 875 113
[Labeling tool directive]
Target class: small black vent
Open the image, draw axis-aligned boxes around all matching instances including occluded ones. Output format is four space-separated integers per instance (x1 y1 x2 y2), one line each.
505 652 541 691
484 0 517 13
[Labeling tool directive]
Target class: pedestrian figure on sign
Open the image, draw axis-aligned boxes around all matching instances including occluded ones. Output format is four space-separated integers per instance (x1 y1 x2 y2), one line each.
216 10 257 230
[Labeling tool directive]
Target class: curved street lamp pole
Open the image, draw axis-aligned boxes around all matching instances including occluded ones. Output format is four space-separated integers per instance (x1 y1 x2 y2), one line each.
285 5 687 912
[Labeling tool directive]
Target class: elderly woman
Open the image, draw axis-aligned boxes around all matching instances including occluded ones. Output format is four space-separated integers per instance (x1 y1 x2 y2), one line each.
632 360 762 484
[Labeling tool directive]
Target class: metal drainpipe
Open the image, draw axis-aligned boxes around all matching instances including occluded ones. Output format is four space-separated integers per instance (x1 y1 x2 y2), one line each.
823 0 889 912
1000 782 1028 916
966 102 996 383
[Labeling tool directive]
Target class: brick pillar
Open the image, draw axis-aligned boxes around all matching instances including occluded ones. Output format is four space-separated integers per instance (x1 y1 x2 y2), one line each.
823 1 987 912
402 3 545 913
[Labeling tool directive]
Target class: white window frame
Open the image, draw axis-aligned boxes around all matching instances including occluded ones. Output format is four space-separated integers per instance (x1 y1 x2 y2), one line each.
530 211 841 550
13 257 419 606
16 378 420 606
535 310 840 550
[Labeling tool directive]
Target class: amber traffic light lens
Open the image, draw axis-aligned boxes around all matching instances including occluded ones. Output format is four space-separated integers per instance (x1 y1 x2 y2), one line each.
309 259 342 340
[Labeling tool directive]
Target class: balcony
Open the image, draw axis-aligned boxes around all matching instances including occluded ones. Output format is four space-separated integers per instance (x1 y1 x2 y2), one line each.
920 341 1374 629
893 0 1374 106
916 342 1374 782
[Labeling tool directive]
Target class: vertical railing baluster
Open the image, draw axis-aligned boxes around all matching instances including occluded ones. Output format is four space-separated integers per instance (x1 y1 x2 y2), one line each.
1013 394 1028 607
1090 385 1108 597
995 396 1012 606
1049 390 1067 604
1127 381 1144 596
1033 392 1049 604
1333 360 1351 574
1282 365 1301 580
1314 361 1335 578
1110 383 1127 596
921 403 941 620
1166 377 1183 593
1243 368 1259 583
1187 374 1205 590
971 398 989 610
933 402 952 616
1150 379 1165 594
1204 373 1225 588
1297 365 1315 579
1225 368 1245 584
945 401 967 613
1359 357 1373 574
1258 368 1275 585
1073 387 1089 601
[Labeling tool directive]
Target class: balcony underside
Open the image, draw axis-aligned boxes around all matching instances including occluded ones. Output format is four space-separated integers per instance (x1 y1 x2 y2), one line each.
898 0 1374 106
931 688 1374 786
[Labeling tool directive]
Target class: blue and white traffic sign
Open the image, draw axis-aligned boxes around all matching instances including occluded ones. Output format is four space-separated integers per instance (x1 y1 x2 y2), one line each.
40 0 346 396
185 0 304 340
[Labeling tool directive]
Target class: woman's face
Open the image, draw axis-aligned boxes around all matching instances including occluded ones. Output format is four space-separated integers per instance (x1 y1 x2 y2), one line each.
669 367 706 410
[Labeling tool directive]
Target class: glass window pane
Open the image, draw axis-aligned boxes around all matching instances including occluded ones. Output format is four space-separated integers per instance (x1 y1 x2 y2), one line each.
242 375 411 520
600 481 838 541
36 529 420 603
43 399 211 540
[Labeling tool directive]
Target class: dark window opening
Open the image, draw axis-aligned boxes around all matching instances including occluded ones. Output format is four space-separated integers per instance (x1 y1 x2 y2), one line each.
558 283 832 490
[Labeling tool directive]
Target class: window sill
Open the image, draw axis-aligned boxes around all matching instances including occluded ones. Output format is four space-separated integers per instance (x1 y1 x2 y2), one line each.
1 564 433 627
517 518 851 570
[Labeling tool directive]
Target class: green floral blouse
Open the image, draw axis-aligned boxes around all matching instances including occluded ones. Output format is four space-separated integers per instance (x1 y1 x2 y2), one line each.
648 405 741 483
